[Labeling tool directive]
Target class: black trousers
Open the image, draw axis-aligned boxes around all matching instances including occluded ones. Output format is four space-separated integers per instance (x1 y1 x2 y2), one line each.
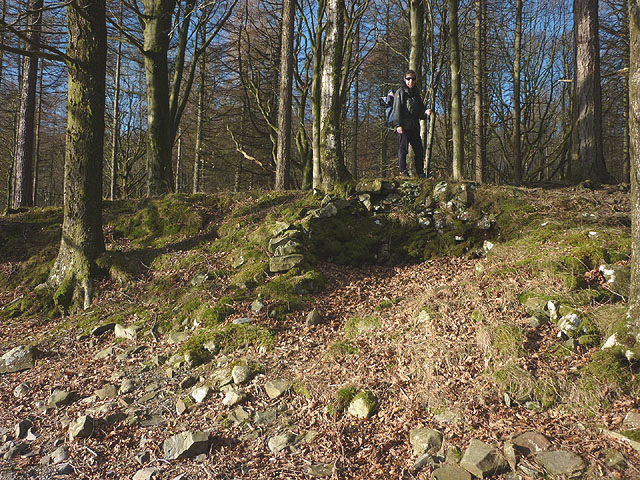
397 129 424 175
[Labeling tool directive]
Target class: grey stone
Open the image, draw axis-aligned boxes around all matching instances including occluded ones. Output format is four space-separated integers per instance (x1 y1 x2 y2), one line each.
432 465 472 480
304 463 334 477
13 382 29 398
414 453 439 471
191 386 210 404
254 408 277 425
269 254 304 273
48 390 76 408
268 432 296 454
56 463 74 475
503 441 517 471
133 467 158 480
445 446 462 464
68 415 93 441
15 419 33 440
306 309 322 326
232 365 253 385
599 263 630 298
410 428 443 456
91 323 116 336
176 399 188 415
268 229 304 254
347 391 378 419
251 299 265 312
95 384 118 400
227 407 250 425
523 297 549 320
222 389 246 407
512 431 551 457
624 410 640 429
139 415 166 427
95 346 114 359
167 331 189 344
119 379 136 395
433 408 463 425
232 317 253 325
114 323 141 340
51 445 68 464
603 449 626 469
460 439 509 478
180 375 198 390
264 378 291 399
134 451 151 465
163 431 211 460
0 345 37 373
273 240 304 257
534 450 585 476
191 272 210 286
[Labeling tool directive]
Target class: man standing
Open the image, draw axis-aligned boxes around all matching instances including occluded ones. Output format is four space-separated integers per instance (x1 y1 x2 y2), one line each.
392 69 431 177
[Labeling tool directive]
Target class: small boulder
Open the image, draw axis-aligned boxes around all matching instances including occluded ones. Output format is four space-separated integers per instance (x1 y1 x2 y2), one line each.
268 432 296 454
15 419 33 440
95 384 118 400
114 324 141 340
306 309 322 326
624 411 640 429
251 299 265 312
264 378 291 399
163 431 211 460
269 254 304 273
599 264 630 298
68 415 93 441
534 450 585 476
13 382 29 398
512 431 551 457
432 465 472 480
191 386 210 404
347 391 377 419
48 390 76 408
222 389 246 407
91 323 116 336
0 345 37 374
232 365 253 385
460 439 509 478
133 467 158 480
410 428 443 456
51 445 69 464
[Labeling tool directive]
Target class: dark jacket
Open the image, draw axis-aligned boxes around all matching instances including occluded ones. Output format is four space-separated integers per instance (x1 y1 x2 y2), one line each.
392 84 427 132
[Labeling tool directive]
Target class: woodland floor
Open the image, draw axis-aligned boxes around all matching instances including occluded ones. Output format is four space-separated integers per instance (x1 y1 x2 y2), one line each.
0 185 639 479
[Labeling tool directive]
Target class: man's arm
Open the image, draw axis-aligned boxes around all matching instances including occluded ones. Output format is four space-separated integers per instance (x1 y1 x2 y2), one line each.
392 89 402 133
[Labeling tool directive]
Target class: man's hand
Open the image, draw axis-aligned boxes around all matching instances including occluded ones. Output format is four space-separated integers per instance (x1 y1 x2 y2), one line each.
396 126 403 134
425 108 432 116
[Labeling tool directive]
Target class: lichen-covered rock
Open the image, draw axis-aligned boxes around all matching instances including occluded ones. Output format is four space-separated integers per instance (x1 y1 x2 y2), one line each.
0 345 37 374
410 428 443 456
269 254 304 273
68 415 93 441
534 450 585 476
347 390 377 419
512 431 551 456
264 378 291 399
459 439 508 478
599 263 631 298
163 431 210 460
268 432 296 454
432 465 472 480
232 365 253 385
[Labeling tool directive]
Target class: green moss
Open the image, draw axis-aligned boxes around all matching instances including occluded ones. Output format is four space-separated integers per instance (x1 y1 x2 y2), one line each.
351 390 378 411
582 349 635 394
375 298 401 311
336 385 358 408
493 362 535 402
292 382 312 400
344 315 381 338
109 195 205 248
181 323 275 365
622 430 640 442
491 324 525 358
327 340 358 358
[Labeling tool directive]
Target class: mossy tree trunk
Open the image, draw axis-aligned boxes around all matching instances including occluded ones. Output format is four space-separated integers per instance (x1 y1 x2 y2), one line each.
319 0 352 191
473 0 486 183
570 0 610 183
628 0 640 336
275 0 296 190
143 0 176 196
512 0 522 186
11 0 43 209
449 0 464 181
49 0 106 310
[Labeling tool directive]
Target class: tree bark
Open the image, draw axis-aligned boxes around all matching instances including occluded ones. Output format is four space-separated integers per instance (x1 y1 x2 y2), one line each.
193 24 205 193
409 0 424 176
275 0 296 190
350 25 359 179
512 0 523 185
449 0 464 180
311 0 325 188
319 0 352 190
12 0 43 208
142 0 176 196
628 0 639 326
110 0 123 201
473 0 485 183
571 0 610 183
49 0 106 310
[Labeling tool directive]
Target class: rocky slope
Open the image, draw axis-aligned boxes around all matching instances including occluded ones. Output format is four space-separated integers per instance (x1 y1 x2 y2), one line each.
0 181 638 479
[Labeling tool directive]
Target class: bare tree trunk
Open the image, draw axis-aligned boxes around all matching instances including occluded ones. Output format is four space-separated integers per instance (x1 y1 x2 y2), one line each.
473 0 485 183
311 0 325 188
143 0 176 196
0 0 6 88
175 127 182 192
320 0 351 190
33 69 42 205
193 25 205 193
571 0 610 183
350 26 359 179
512 0 523 185
110 0 123 201
626 0 640 340
409 0 424 176
276 0 295 190
49 0 106 311
12 0 43 208
449 0 464 180
623 0 631 184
